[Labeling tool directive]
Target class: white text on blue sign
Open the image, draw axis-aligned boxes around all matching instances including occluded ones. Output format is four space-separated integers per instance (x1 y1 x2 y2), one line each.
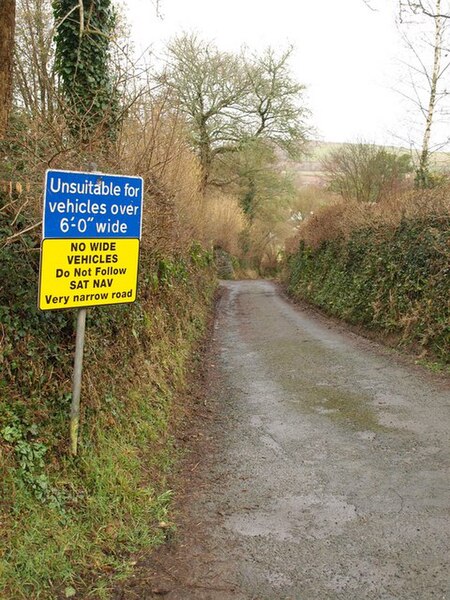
43 170 143 239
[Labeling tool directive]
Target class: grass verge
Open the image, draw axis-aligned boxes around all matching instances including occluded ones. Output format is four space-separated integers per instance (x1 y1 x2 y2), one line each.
0 236 216 599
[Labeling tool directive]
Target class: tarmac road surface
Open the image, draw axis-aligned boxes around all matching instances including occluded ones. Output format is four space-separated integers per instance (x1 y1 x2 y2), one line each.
117 280 450 600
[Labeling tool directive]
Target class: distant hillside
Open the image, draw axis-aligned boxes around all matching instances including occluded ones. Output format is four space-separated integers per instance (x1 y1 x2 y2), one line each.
278 141 450 188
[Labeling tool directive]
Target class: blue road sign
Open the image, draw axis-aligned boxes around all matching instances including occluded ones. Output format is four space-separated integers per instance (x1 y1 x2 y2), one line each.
43 170 143 239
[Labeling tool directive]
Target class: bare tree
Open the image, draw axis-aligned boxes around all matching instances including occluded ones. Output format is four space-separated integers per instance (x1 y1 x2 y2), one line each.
398 0 450 186
14 0 57 120
416 0 444 185
0 0 16 138
163 34 248 189
362 0 377 11
162 34 309 190
322 143 413 203
400 0 450 19
247 47 310 158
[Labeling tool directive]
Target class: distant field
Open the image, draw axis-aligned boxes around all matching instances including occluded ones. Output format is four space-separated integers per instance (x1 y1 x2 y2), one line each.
279 141 450 187
304 141 450 166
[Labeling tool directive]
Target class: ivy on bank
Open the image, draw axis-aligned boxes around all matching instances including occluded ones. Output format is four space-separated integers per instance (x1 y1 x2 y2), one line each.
288 216 449 363
53 0 118 139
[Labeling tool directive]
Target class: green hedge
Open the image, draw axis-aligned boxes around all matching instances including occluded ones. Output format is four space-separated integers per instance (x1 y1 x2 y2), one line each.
288 216 449 363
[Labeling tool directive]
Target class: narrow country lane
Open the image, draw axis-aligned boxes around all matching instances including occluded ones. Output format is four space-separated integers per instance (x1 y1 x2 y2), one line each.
118 280 450 600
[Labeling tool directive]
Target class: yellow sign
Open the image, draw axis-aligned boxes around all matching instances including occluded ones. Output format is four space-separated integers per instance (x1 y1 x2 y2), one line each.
39 238 140 310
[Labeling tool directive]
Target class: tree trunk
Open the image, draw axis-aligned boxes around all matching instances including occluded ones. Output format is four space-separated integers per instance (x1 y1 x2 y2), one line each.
0 0 16 139
417 0 442 187
199 121 211 193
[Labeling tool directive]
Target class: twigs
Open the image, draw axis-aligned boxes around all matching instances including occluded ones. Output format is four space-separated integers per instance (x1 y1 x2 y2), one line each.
2 221 42 246
11 199 29 226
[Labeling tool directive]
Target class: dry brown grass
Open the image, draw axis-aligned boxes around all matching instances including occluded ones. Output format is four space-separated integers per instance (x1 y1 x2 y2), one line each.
3 96 246 257
293 187 450 250
117 101 203 254
196 191 247 256
108 99 248 256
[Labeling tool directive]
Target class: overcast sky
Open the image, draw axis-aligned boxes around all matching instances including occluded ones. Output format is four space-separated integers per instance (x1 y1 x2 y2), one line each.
123 0 446 150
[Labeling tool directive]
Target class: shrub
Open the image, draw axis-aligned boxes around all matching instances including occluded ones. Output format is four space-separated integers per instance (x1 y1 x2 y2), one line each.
287 191 450 363
322 142 413 203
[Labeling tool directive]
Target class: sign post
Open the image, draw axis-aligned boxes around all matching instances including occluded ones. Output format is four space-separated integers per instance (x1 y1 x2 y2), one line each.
71 307 87 455
39 169 143 455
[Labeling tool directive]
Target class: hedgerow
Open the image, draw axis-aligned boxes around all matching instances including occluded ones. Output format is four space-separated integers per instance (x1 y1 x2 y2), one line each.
288 211 449 363
0 98 218 597
0 188 216 598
